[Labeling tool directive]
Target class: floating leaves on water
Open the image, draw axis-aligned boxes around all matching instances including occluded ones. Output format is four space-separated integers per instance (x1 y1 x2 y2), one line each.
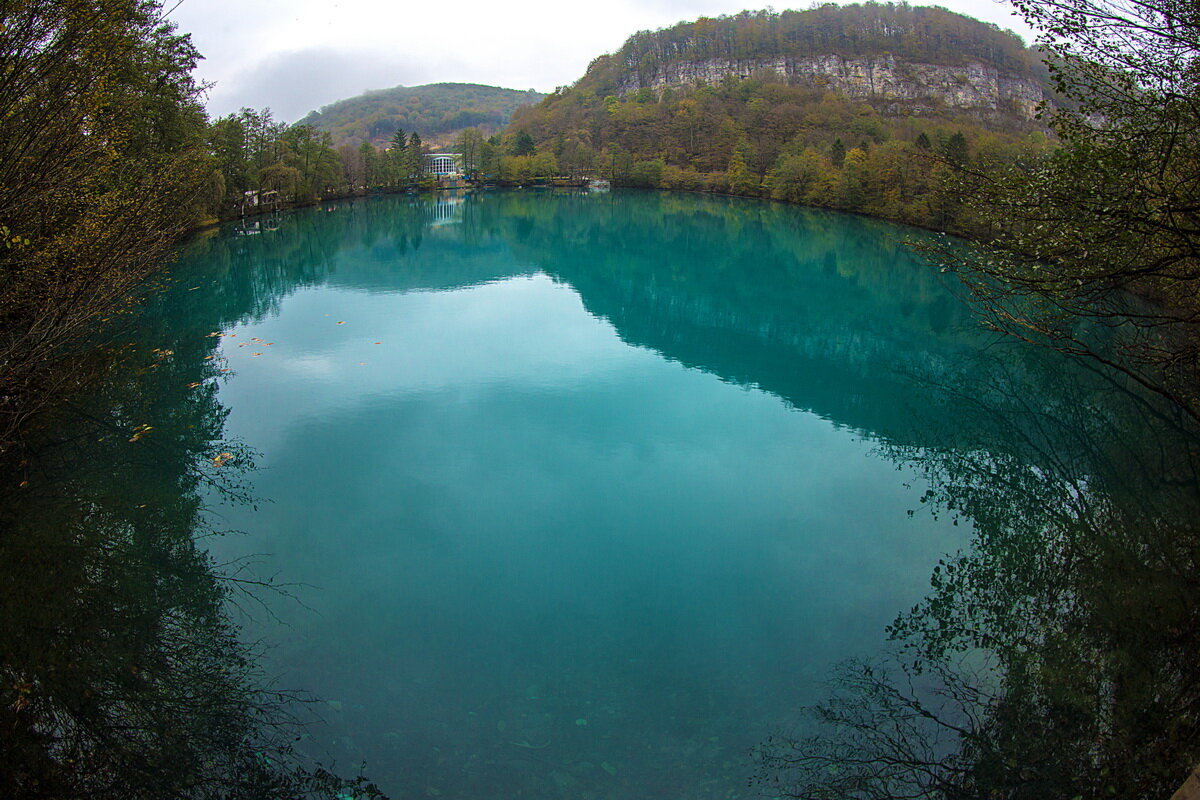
128 424 153 442
211 452 234 467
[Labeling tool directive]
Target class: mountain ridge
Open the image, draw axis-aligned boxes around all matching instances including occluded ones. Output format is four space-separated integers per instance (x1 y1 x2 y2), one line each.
298 82 545 147
562 4 1051 124
502 3 1055 234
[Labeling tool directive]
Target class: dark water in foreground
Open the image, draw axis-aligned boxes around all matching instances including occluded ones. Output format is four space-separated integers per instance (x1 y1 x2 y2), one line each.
6 190 1200 799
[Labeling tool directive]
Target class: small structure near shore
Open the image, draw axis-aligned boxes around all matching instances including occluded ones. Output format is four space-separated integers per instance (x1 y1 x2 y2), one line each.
237 189 280 217
423 153 461 177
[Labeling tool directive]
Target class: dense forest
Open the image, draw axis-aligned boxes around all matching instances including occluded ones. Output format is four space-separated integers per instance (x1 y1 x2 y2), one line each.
297 83 545 148
0 24 543 444
583 4 1044 91
514 79 1048 232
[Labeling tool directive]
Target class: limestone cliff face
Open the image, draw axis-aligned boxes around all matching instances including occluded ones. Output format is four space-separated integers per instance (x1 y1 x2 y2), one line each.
617 54 1046 120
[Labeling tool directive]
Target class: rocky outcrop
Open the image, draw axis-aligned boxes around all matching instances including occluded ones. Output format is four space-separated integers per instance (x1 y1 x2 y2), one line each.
618 54 1046 120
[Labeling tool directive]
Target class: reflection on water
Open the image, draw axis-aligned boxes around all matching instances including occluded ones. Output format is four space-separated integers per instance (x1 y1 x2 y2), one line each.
0 317 380 798
5 190 1199 798
759 350 1200 799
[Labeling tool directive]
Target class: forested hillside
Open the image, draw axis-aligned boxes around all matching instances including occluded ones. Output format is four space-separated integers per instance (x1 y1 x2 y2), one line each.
592 3 1044 88
503 3 1053 233
298 83 545 147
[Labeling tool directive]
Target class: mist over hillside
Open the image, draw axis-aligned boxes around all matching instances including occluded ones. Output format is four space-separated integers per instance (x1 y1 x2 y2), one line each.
299 82 545 147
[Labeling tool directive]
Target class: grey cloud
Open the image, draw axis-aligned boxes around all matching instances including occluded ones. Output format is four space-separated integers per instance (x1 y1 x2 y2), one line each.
204 47 439 123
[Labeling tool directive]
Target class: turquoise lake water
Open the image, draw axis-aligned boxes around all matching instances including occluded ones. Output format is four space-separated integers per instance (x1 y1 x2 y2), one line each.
5 188 1197 799
160 189 1089 798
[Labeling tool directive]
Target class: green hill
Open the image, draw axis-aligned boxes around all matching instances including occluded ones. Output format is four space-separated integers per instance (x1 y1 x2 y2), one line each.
299 82 545 147
582 3 1045 92
502 3 1053 232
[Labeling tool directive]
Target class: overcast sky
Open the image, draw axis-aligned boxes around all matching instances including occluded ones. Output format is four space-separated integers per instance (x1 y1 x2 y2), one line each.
169 0 1037 124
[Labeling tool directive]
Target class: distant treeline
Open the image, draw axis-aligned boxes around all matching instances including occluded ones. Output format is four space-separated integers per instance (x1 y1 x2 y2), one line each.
207 109 442 212
501 77 1047 234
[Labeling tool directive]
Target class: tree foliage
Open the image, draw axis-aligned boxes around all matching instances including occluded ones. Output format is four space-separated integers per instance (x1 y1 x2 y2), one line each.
512 69 1045 230
572 3 1046 99
758 342 1200 799
933 0 1200 418
0 0 209 444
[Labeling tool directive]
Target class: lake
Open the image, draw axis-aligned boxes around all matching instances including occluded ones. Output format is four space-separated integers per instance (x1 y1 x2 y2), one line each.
198 190 979 795
8 189 1198 799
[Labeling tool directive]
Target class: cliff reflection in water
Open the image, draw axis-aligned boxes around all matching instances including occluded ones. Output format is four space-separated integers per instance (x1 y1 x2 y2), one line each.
9 189 1196 798
467 193 1200 795
182 191 1200 796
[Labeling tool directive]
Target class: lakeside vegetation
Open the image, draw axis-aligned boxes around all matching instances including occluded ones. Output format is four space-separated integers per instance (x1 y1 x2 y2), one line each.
496 4 1053 234
511 77 1048 233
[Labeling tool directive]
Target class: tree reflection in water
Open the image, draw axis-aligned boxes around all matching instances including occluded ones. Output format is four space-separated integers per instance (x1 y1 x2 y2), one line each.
10 191 1194 797
0 287 382 798
757 348 1200 799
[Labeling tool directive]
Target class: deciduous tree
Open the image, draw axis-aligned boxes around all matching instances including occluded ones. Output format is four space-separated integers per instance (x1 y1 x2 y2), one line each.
934 0 1200 420
0 0 210 445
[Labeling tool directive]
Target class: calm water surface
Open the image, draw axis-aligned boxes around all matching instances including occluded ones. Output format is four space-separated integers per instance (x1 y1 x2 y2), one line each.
157 190 1107 797
6 190 1198 799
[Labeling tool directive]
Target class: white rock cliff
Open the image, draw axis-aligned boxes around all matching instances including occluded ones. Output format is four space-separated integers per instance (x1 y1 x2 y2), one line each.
618 54 1046 120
